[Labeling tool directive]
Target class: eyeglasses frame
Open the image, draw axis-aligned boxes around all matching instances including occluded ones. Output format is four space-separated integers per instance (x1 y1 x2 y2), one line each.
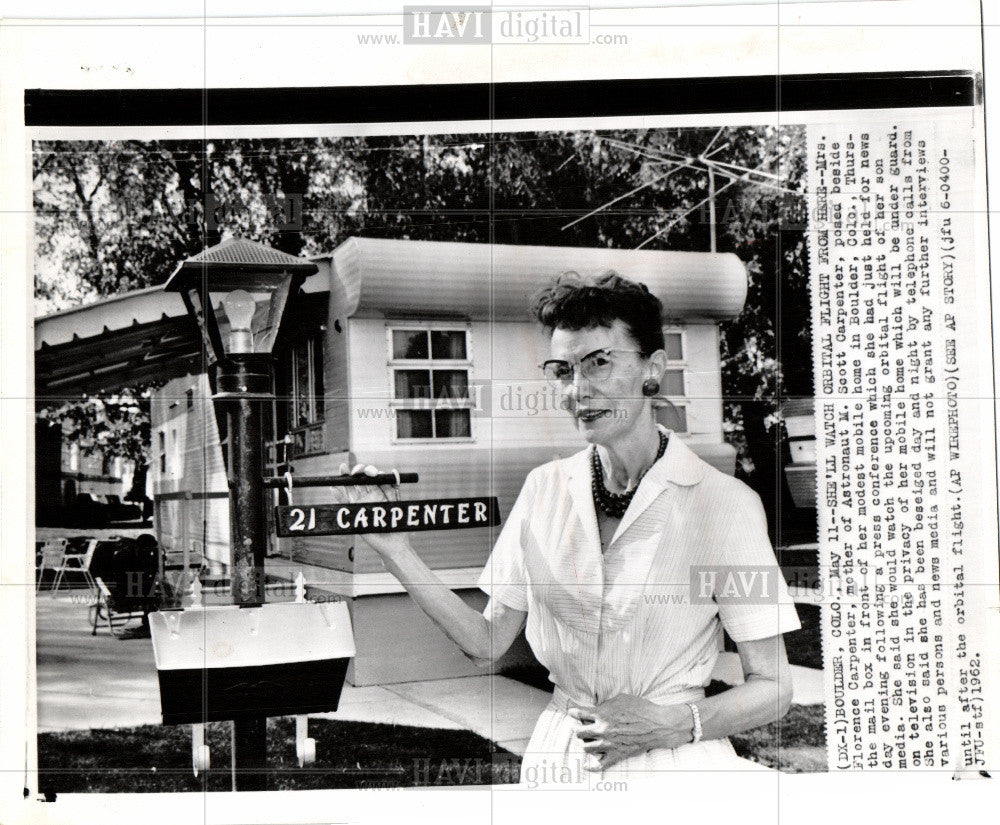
539 347 647 386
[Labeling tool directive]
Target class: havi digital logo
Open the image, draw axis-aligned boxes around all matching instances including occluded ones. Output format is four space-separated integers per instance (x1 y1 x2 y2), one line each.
403 7 491 44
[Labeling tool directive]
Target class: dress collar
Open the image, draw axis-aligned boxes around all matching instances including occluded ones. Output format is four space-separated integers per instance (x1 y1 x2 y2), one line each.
565 426 706 488
562 427 706 546
644 426 707 488
532 430 709 635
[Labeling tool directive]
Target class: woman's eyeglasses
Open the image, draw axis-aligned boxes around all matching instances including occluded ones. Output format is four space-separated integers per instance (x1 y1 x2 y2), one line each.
539 348 644 386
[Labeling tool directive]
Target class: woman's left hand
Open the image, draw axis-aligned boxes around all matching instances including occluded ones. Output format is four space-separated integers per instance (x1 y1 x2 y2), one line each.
568 694 693 772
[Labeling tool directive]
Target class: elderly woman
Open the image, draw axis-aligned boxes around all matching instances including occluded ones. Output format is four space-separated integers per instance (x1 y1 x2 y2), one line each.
339 272 800 785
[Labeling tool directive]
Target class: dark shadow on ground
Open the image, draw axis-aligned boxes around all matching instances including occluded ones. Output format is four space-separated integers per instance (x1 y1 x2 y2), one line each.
38 717 518 794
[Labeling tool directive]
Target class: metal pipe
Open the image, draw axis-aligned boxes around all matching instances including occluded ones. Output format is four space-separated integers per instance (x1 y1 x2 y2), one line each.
232 716 268 792
222 355 271 608
216 353 273 792
262 472 418 488
708 167 717 253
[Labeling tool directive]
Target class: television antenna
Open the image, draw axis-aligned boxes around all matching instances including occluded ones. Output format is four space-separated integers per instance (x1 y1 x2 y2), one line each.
561 128 803 251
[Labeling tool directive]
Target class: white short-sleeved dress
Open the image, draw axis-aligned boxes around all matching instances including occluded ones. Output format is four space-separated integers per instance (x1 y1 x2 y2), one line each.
477 429 801 786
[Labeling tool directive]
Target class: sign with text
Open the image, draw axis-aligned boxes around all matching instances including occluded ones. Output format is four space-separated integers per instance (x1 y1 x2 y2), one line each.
275 497 501 536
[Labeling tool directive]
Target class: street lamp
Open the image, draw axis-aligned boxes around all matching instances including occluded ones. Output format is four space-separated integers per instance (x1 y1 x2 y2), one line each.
165 238 316 606
157 238 344 791
164 239 314 382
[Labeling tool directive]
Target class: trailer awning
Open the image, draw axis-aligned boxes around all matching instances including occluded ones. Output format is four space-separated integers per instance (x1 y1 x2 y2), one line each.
34 271 329 400
35 287 200 400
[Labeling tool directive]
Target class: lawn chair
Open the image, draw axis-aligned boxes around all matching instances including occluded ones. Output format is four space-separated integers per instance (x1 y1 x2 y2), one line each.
90 577 149 637
50 538 99 594
35 539 68 591
89 536 160 637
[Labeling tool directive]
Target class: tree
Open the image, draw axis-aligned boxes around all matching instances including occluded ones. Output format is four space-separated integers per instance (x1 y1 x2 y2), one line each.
33 137 363 481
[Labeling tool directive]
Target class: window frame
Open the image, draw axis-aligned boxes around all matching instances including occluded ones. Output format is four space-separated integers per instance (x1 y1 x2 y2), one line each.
170 428 180 478
385 321 476 444
278 332 326 459
157 425 181 480
659 327 689 434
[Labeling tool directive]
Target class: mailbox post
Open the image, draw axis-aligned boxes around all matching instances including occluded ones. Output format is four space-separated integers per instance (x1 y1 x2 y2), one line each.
164 238 317 790
221 353 269 788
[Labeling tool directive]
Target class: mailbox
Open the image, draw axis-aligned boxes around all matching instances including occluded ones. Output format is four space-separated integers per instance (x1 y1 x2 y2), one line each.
149 601 355 725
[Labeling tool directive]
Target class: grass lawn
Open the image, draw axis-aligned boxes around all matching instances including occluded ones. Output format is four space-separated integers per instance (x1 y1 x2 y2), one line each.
729 704 827 773
38 705 826 794
38 717 518 794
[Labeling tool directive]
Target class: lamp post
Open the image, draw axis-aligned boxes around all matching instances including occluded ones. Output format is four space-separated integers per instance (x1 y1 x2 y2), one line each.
164 237 317 790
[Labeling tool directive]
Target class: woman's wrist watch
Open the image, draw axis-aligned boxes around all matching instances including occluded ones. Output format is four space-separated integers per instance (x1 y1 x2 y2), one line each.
686 702 703 743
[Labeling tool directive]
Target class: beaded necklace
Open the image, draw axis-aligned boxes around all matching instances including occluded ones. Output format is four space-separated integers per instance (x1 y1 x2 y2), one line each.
590 430 669 519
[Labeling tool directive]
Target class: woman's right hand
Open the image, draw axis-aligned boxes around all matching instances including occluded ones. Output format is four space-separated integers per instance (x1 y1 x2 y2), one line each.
330 463 519 666
333 462 413 563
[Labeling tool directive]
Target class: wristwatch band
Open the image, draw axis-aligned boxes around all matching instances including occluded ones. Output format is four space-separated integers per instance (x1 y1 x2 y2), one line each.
686 702 703 743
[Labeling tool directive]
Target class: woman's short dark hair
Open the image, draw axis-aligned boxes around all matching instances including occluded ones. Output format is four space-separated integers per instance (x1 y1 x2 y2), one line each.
530 270 665 355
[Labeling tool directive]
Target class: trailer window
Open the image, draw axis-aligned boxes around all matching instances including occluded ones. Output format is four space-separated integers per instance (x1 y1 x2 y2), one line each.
276 333 325 458
388 325 473 441
656 328 688 434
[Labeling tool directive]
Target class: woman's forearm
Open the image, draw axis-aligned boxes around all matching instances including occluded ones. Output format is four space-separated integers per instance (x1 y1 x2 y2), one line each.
657 636 795 746
379 541 495 661
572 673 793 769
642 675 792 749
637 675 792 752
688 674 793 742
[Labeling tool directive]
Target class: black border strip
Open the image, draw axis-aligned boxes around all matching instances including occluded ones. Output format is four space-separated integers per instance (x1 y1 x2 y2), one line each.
24 71 977 127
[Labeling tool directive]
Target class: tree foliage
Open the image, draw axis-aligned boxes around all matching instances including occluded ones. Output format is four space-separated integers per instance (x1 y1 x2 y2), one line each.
36 389 151 499
34 128 809 506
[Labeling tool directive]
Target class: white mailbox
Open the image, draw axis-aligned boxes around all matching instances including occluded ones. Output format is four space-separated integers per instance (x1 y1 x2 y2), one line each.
149 600 355 725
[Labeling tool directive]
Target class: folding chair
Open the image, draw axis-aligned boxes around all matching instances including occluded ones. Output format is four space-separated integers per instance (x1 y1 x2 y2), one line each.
90 577 133 636
90 575 156 637
35 539 68 591
51 538 98 594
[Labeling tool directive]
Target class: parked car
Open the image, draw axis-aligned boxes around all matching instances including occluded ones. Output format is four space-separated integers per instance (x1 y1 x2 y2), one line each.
62 493 143 527
102 494 143 523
